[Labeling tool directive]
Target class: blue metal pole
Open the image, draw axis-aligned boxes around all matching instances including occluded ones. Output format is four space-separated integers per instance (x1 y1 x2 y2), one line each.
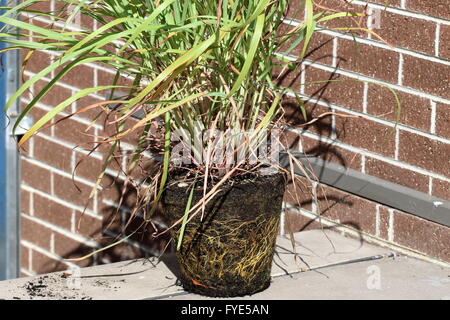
0 19 8 279
0 0 20 280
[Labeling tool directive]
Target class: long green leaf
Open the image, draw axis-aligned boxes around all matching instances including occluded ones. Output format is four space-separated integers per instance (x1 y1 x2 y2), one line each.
18 85 129 146
227 13 265 97
177 181 196 251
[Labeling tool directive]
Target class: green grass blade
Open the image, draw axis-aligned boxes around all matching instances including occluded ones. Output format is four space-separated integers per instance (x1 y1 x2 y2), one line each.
227 13 265 97
18 85 129 146
176 180 196 251
299 0 315 60
123 35 216 112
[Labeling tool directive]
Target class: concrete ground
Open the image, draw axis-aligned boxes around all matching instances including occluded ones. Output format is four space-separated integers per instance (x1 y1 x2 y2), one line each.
0 229 449 300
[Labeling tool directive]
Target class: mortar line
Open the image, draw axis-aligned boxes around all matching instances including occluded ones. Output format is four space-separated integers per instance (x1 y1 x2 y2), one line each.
430 100 437 134
435 23 441 57
397 53 404 86
388 209 395 242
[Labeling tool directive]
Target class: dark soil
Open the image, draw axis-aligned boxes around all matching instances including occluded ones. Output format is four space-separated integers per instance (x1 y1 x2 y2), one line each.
162 170 286 297
166 165 284 190
13 274 93 300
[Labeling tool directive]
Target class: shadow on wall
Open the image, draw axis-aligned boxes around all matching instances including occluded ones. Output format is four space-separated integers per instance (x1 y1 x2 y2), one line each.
273 38 367 239
40 159 172 274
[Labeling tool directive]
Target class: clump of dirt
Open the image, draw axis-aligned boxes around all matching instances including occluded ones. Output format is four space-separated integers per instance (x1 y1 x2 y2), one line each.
17 274 92 300
92 279 122 290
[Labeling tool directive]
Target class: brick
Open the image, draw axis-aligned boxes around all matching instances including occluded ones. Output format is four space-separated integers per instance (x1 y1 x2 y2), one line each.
21 189 31 216
21 159 51 193
26 0 51 12
74 152 103 181
80 11 95 31
283 209 322 234
367 84 431 131
33 79 73 109
99 175 138 210
378 205 391 241
123 215 156 245
53 117 96 148
278 23 334 65
316 0 366 36
374 11 436 55
74 211 103 238
99 203 123 235
305 67 364 111
21 245 30 271
440 24 450 60
58 64 95 89
337 38 399 83
393 210 450 262
432 179 450 202
406 0 450 20
23 51 50 75
402 55 450 100
33 135 72 172
365 157 429 193
97 69 135 87
279 129 302 151
334 115 396 157
126 155 161 182
282 97 333 137
283 0 305 20
435 103 450 139
73 95 107 120
21 216 51 251
399 131 450 176
31 250 67 275
97 143 123 173
33 194 73 230
306 32 336 65
53 173 95 210
369 0 401 7
284 175 314 211
272 62 302 92
96 241 149 264
27 106 53 136
53 233 93 267
97 114 146 148
119 117 148 146
302 135 363 170
315 184 377 234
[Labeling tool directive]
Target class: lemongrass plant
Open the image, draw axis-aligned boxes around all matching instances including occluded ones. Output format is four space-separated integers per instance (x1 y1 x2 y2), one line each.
1 0 385 252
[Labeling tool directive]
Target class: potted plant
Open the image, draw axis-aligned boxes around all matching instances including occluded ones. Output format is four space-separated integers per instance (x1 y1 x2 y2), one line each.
0 0 381 297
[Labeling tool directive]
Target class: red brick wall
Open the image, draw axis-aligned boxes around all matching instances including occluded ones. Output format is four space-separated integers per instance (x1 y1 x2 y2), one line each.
18 0 450 277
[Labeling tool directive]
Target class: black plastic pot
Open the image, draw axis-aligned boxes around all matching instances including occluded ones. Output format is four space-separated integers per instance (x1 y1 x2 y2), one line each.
162 170 286 297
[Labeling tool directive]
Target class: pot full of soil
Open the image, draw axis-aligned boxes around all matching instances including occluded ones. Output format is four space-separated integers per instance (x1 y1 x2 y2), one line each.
162 169 286 297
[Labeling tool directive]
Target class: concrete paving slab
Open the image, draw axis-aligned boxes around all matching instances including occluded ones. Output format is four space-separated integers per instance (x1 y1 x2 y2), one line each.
0 229 448 300
272 230 391 276
168 255 450 300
